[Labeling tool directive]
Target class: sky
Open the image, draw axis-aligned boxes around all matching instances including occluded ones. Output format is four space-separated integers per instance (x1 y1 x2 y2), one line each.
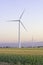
0 0 43 43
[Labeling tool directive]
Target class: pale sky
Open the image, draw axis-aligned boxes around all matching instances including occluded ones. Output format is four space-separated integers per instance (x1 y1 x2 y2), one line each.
0 0 43 43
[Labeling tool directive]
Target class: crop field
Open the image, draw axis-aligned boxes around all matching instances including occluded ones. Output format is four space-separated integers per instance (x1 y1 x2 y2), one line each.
0 48 43 65
0 48 43 55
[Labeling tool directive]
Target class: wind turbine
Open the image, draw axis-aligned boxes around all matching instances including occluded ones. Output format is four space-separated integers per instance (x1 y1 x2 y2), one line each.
7 10 27 48
32 35 34 48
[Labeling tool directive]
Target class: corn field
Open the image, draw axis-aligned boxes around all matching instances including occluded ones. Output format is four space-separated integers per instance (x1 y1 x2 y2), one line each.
0 54 43 65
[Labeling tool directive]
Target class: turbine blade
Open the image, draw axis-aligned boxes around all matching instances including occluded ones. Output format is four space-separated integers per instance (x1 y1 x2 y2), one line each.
6 20 19 22
19 10 25 19
20 21 27 31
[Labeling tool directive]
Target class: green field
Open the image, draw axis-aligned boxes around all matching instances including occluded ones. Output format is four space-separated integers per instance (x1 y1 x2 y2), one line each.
0 48 43 65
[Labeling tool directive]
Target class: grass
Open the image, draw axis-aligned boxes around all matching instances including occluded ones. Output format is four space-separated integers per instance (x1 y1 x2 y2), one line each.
0 48 43 65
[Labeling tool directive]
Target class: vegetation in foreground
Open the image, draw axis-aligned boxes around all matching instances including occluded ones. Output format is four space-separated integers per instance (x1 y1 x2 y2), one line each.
0 54 43 65
0 48 43 65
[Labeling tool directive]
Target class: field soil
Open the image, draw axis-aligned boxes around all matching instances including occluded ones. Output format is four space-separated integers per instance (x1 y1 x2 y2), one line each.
0 62 15 65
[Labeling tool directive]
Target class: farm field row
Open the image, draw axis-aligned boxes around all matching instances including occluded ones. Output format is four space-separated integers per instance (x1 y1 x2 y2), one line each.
0 54 43 65
0 48 43 55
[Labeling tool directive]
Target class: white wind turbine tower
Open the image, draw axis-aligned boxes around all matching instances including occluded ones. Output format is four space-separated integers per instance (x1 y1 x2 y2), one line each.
7 10 27 48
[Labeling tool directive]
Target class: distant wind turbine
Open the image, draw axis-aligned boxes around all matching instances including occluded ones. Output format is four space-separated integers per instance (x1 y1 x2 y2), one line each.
7 10 27 48
32 36 34 48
